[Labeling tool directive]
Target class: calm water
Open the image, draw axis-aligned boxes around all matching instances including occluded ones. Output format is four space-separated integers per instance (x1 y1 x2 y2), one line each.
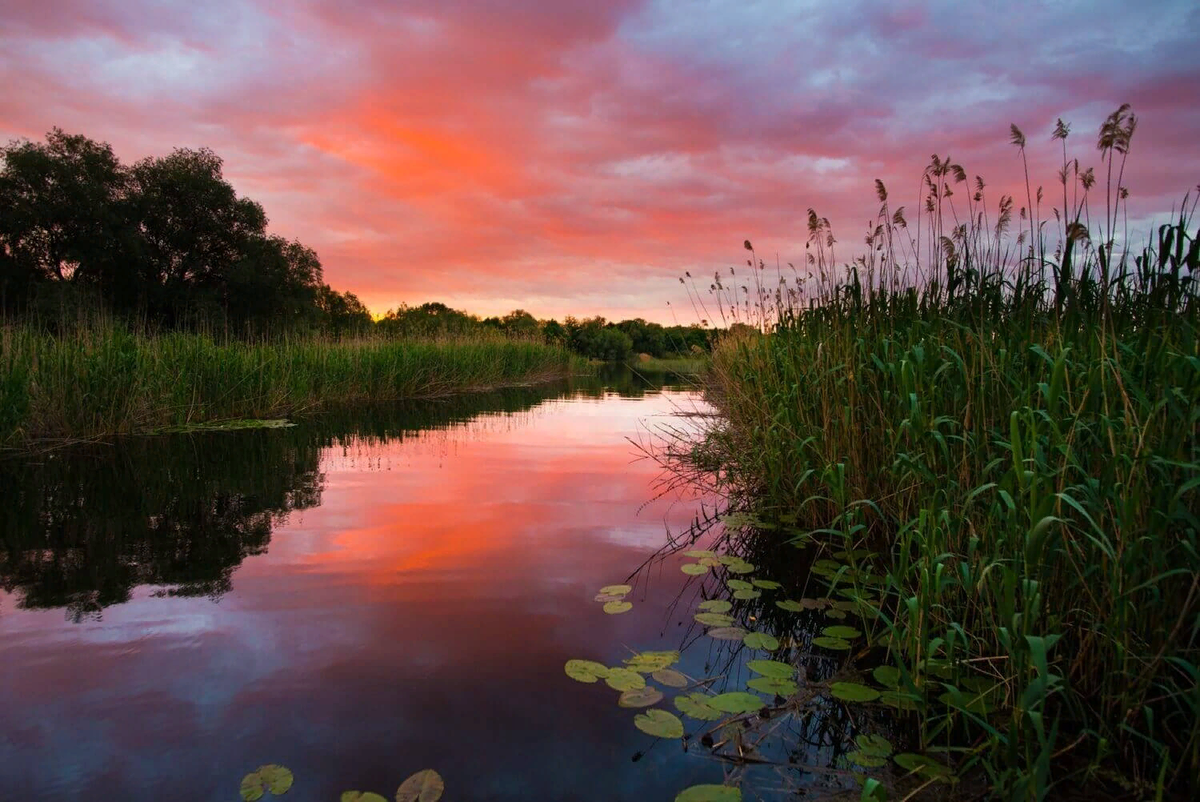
0 369 754 801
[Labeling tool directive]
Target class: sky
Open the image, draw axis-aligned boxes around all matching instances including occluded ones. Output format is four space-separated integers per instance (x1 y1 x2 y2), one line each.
2 0 1198 322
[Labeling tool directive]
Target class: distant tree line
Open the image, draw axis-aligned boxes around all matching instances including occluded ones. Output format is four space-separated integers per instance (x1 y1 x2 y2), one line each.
0 128 371 333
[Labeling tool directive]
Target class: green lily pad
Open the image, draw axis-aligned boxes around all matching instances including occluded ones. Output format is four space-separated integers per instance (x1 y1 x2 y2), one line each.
746 660 794 678
801 598 827 609
822 626 862 639
812 559 845 575
564 659 609 683
732 589 761 600
594 592 624 602
775 600 804 612
893 753 951 779
751 579 782 590
618 686 664 707
742 632 779 651
709 691 765 713
747 676 798 696
675 784 742 802
624 651 679 672
675 693 724 720
604 668 646 691
681 563 709 576
706 626 747 641
878 690 922 710
727 579 754 591
603 600 633 614
634 709 684 739
342 793 387 802
684 550 716 558
824 608 848 620
651 668 688 688
873 665 902 688
856 733 894 757
726 562 755 574
694 612 735 627
830 682 881 702
810 636 850 650
396 769 444 802
846 751 887 768
240 765 293 800
698 599 733 613
599 584 632 596
699 556 721 567
716 555 744 566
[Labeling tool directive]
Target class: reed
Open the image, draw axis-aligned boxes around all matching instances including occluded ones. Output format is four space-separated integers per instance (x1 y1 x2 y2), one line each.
0 323 582 445
690 107 1199 798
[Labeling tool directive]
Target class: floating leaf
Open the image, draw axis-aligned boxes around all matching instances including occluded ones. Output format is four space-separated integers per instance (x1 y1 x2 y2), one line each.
651 668 688 688
855 734 894 757
734 589 762 600
675 693 724 720
726 562 755 574
603 600 633 614
938 689 994 715
675 784 742 802
699 557 722 567
594 592 624 602
801 598 827 609
681 563 709 576
893 753 951 779
625 651 679 672
727 579 754 591
775 600 804 612
564 659 609 683
751 579 782 590
822 625 862 639
396 769 444 802
747 676 797 696
812 559 845 575
747 660 793 679
634 709 684 739
604 668 646 691
878 691 921 711
342 793 387 802
846 751 887 768
240 765 293 801
709 691 765 713
824 608 848 620
697 599 733 613
684 550 716 558
716 555 745 566
618 686 664 707
742 632 779 651
706 626 747 641
873 666 902 688
810 636 850 650
694 612 735 627
830 682 880 702
599 584 632 596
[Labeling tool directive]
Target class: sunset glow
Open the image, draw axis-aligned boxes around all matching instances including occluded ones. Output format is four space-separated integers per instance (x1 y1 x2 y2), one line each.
3 0 1197 321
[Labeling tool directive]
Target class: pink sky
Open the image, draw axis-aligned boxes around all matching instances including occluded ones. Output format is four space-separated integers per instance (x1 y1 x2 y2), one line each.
2 0 1198 322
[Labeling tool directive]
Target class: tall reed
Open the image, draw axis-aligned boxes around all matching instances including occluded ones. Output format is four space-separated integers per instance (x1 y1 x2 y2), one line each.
692 107 1199 798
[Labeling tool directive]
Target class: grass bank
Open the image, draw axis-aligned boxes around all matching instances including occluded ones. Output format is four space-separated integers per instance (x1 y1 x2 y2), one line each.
629 355 707 375
0 324 582 445
691 109 1199 798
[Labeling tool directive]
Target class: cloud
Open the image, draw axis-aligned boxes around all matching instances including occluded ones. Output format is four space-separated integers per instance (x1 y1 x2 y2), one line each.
2 0 1198 320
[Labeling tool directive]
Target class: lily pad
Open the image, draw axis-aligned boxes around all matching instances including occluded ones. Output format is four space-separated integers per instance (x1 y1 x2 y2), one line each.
775 600 804 612
604 668 646 691
810 636 850 650
699 556 721 567
634 709 684 739
698 599 733 613
822 625 862 639
846 751 887 768
599 584 632 596
603 600 633 614
830 682 880 702
746 659 794 678
694 612 735 627
342 793 387 802
651 668 688 688
742 632 779 651
747 676 798 696
732 589 761 600
624 651 679 672
684 550 716 558
878 690 922 711
618 686 664 707
855 734 893 757
893 753 951 779
706 626 747 641
751 579 782 590
240 765 293 800
681 563 709 576
675 785 742 802
801 598 827 609
396 769 444 802
716 555 745 566
727 579 754 591
709 691 766 713
873 665 902 688
726 562 755 574
564 659 610 683
675 693 724 720
824 608 848 620
594 592 624 602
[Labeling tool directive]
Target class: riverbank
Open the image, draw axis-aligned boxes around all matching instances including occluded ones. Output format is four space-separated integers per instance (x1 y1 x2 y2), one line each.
0 324 584 446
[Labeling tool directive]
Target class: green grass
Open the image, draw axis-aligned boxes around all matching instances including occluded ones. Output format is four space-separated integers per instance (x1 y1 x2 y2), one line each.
628 355 707 375
688 108 1199 798
0 324 582 445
